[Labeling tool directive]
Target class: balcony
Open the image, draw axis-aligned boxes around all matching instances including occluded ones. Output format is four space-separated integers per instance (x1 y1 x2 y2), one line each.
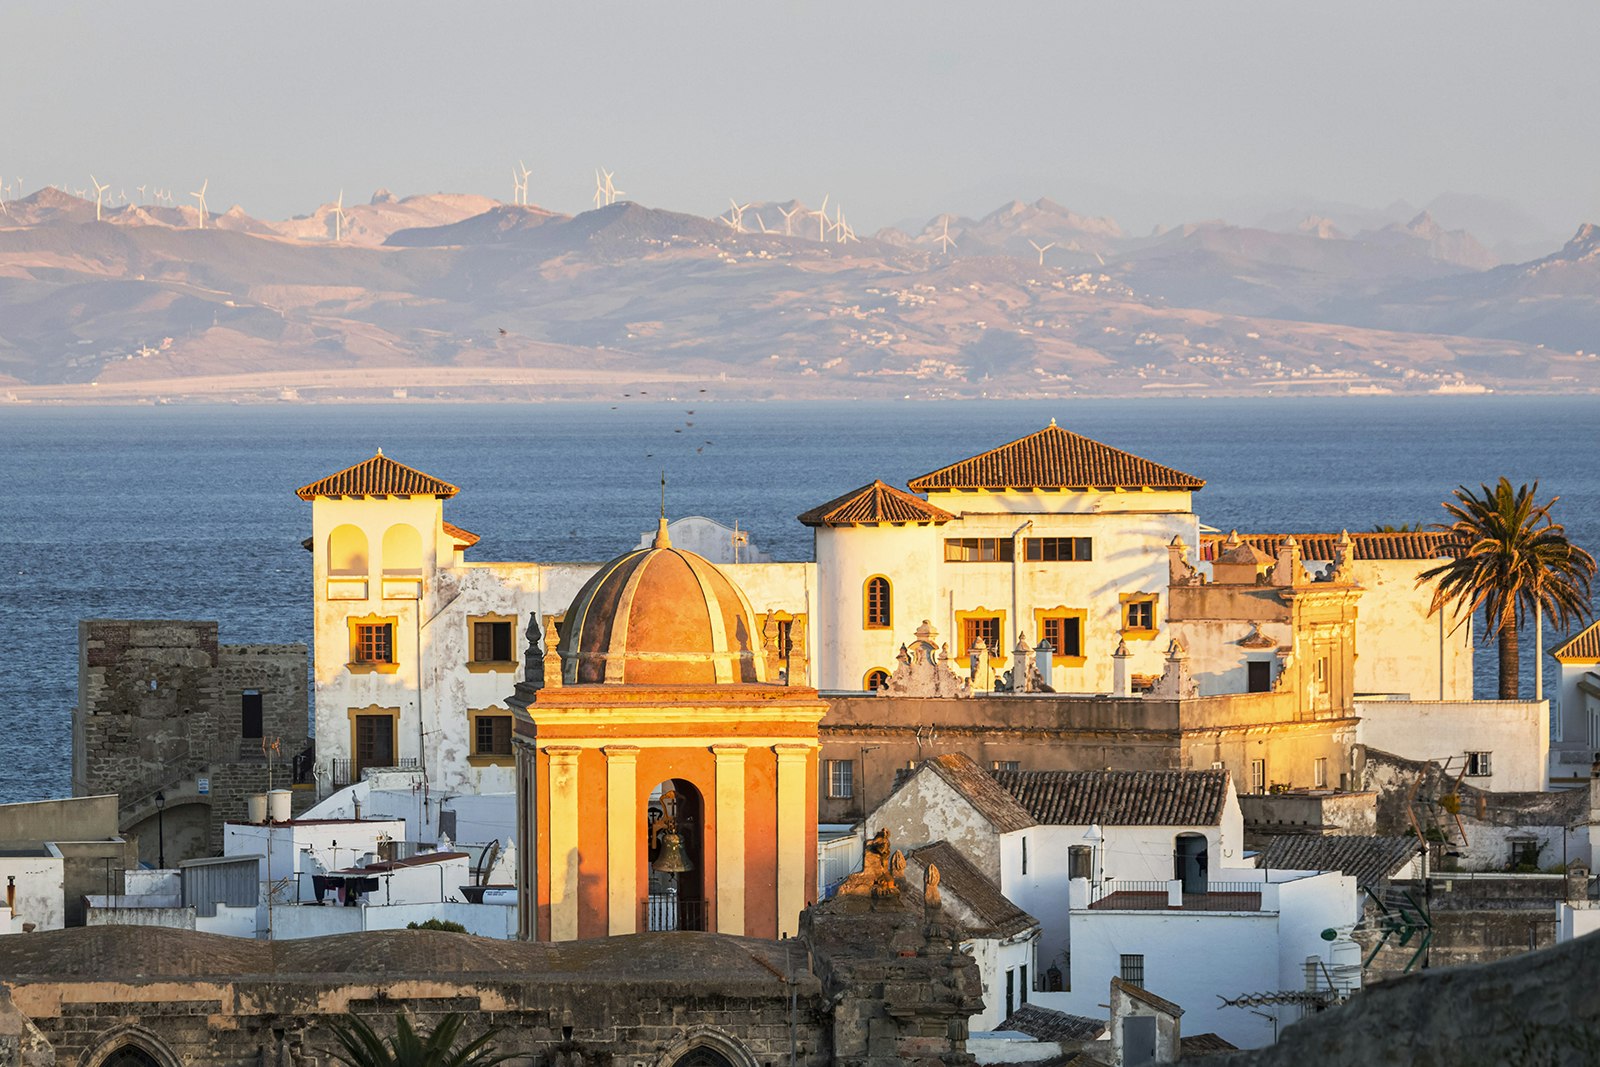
329 757 421 788
642 893 707 932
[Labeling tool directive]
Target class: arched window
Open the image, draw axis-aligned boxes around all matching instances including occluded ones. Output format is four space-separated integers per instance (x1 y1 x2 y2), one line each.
101 1049 161 1067
381 523 423 574
864 576 892 629
327 524 369 576
865 668 890 691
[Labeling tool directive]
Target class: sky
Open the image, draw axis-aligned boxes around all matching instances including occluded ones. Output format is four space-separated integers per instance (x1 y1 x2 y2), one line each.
5 2 1598 240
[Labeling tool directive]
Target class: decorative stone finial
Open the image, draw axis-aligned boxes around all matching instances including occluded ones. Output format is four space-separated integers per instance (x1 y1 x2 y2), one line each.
652 515 672 549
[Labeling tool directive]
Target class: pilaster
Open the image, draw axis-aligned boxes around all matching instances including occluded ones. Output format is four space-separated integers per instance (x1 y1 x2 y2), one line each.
545 745 582 941
603 744 640 935
711 744 748 935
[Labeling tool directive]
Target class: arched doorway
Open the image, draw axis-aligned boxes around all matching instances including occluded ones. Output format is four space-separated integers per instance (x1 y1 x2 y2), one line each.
1174 833 1209 895
100 1050 161 1067
646 779 706 931
671 1049 736 1067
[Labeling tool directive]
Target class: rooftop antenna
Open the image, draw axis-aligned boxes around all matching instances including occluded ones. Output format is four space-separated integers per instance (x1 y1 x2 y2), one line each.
332 189 348 243
1028 239 1056 266
811 194 829 241
937 216 956 255
778 203 799 236
89 174 109 221
190 178 209 229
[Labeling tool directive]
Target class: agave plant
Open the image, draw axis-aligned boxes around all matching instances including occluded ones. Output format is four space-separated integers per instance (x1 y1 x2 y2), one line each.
324 1012 513 1067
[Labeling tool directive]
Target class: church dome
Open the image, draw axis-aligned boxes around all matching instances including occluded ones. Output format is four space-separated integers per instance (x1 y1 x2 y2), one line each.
559 519 767 686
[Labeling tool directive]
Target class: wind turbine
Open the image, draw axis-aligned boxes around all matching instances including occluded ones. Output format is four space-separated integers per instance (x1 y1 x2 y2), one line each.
137 184 147 205
190 178 208 228
754 212 769 234
725 198 750 233
602 168 623 204
512 167 525 206
332 189 348 242
518 161 532 206
936 216 956 255
778 204 799 236
811 194 830 241
1028 239 1056 266
89 175 110 221
593 169 606 209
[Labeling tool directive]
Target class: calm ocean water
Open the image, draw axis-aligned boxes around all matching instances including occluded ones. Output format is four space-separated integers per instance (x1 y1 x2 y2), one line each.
2 396 1596 804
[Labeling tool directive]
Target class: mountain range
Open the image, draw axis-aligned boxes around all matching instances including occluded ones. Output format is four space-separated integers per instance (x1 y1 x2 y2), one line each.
1 185 1595 401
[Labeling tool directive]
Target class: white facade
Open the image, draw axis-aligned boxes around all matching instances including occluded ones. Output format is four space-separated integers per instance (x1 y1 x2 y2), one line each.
967 933 1040 1032
1356 698 1550 791
0 846 65 933
1052 869 1361 1049
223 817 408 902
1557 900 1600 943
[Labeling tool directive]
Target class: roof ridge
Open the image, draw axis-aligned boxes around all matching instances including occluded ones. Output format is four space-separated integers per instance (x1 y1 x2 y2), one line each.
1553 619 1600 661
296 452 459 500
797 479 955 527
906 423 1204 492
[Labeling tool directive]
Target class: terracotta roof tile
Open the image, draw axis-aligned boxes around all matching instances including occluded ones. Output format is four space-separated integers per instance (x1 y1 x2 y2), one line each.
921 754 1036 833
443 521 481 547
907 422 1204 493
798 480 955 527
997 1004 1106 1042
992 768 1230 826
1259 835 1418 892
1181 1033 1239 1056
296 451 459 500
1112 977 1185 1017
1553 620 1600 662
1200 531 1457 562
904 842 1039 941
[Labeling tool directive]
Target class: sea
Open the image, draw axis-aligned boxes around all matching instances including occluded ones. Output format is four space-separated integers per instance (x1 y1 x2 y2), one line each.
2 396 1596 805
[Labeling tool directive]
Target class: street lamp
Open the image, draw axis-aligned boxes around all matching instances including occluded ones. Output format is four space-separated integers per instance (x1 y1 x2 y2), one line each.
154 791 167 869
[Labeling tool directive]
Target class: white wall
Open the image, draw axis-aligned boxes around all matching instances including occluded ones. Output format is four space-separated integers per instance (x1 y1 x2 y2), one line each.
268 900 516 940
867 771 1004 881
224 818 408 901
1557 902 1600 943
964 934 1038 1032
1349 560 1473 701
1357 699 1550 791
0 849 65 932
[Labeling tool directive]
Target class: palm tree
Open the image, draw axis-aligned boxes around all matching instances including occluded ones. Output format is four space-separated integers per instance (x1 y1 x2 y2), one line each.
1420 478 1596 699
324 1013 514 1067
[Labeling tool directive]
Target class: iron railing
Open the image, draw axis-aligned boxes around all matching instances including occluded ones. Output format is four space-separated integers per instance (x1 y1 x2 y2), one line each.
329 757 420 788
642 894 707 932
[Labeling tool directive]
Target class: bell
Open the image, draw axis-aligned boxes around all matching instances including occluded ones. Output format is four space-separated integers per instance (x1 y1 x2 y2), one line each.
652 830 694 873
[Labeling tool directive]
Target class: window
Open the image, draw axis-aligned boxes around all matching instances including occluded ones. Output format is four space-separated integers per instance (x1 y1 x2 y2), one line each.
241 690 263 739
353 712 396 777
472 713 513 760
472 620 514 663
1020 964 1029 1003
1315 655 1330 693
1005 969 1015 1019
1121 595 1157 635
1466 751 1493 777
864 576 892 629
1120 954 1145 987
1024 536 1092 562
1250 758 1266 794
354 622 395 665
826 759 854 798
944 537 1015 563
776 619 794 658
962 615 1003 659
992 760 1020 772
1247 660 1272 693
864 668 890 691
1068 845 1093 880
1021 835 1029 875
1043 615 1082 658
1314 757 1328 789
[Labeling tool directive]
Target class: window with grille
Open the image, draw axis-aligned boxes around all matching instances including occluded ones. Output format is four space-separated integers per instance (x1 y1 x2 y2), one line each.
865 668 890 691
1123 598 1156 632
1466 751 1493 777
355 623 394 664
944 537 1015 563
1041 615 1083 657
1068 845 1093 880
963 616 1002 658
472 620 513 663
826 759 854 798
864 577 892 629
776 619 794 658
1024 536 1093 562
1120 954 1145 987
1250 759 1266 793
473 715 513 757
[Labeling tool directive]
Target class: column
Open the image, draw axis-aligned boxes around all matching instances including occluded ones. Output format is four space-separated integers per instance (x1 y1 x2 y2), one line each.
545 745 582 941
711 744 748 935
603 745 640 935
773 743 811 938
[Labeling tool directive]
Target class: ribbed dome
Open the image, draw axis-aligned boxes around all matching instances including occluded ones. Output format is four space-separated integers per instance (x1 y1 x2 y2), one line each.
560 520 767 685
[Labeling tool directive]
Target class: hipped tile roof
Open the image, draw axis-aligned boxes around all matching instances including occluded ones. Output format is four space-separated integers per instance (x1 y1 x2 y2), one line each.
797 480 955 527
1200 531 1457 562
296 451 459 500
904 842 1038 941
991 768 1230 826
922 754 1036 833
997 1004 1107 1043
1181 1033 1240 1057
1553 620 1600 661
1259 835 1419 892
907 422 1204 492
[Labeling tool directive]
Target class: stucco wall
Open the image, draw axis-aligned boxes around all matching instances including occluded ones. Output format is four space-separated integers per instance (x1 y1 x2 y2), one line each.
866 771 1003 881
1356 699 1549 792
1350 560 1473 701
0 851 65 932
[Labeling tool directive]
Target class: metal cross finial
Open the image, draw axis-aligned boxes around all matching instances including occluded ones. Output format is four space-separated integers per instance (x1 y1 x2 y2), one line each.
660 469 666 519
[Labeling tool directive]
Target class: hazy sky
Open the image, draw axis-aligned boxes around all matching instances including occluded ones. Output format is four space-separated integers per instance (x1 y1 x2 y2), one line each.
6 2 1598 237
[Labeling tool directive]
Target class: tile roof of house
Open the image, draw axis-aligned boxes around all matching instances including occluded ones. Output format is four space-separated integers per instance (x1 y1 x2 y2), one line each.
1180 1033 1240 1057
921 754 1036 833
1200 531 1457 562
443 521 481 547
904 841 1038 941
1112 977 1184 1017
1259 834 1420 892
906 422 1204 493
296 450 459 500
996 1004 1107 1043
1553 619 1600 662
991 768 1230 827
798 480 956 527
